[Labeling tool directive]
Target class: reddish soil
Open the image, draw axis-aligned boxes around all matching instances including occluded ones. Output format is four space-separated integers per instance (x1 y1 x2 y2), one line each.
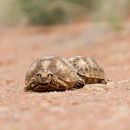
0 23 130 130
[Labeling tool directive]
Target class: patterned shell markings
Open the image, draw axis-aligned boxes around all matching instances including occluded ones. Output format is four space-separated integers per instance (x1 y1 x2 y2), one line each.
68 56 107 80
25 55 78 89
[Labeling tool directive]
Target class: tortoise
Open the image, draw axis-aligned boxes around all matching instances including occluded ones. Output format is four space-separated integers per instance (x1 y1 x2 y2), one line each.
24 55 78 92
68 56 109 88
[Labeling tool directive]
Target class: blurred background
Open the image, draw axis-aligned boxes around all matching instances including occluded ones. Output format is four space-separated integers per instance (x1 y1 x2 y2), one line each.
1 1 130 130
0 0 130 81
0 0 130 29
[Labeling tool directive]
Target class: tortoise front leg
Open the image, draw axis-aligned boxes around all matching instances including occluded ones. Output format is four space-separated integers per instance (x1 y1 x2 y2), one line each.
24 78 38 91
74 75 85 88
98 79 108 84
51 76 69 90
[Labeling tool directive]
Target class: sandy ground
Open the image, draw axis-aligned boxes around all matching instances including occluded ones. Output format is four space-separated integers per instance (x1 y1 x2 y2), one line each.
0 23 130 130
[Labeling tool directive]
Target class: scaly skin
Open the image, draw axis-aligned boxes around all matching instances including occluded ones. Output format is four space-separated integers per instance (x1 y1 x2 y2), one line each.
51 76 69 90
24 75 69 91
74 75 85 88
24 77 38 91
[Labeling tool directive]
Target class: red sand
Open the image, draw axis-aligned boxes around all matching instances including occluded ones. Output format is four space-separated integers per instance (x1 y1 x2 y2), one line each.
0 23 130 130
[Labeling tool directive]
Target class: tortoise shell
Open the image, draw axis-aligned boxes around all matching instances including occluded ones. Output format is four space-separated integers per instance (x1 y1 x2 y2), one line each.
68 56 108 84
25 55 78 91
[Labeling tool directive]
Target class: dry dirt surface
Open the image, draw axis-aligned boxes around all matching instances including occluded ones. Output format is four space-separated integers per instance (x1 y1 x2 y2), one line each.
0 23 130 130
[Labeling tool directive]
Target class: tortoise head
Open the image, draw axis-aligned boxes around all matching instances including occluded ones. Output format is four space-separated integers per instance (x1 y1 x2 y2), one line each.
36 70 52 85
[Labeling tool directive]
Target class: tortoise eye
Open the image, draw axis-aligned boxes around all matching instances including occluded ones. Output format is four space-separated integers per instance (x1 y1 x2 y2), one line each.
37 73 41 77
48 73 51 77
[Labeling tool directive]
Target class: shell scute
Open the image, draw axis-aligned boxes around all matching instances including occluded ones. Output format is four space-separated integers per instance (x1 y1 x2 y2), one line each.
69 56 108 83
